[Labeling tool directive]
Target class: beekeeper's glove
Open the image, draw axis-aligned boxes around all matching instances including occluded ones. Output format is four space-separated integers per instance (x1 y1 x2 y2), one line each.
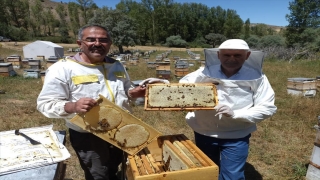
139 78 170 87
214 104 234 117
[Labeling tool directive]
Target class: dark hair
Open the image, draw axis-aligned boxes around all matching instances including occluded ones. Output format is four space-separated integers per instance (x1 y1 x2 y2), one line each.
77 24 112 41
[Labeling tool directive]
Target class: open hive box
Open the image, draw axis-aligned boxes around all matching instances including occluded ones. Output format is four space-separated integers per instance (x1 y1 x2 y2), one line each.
70 94 162 155
145 83 218 111
126 134 219 180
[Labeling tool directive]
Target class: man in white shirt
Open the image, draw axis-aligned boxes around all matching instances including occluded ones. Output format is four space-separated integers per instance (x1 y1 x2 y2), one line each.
179 39 277 179
37 24 166 180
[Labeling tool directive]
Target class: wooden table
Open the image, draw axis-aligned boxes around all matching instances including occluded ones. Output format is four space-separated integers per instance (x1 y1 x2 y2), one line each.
0 131 67 180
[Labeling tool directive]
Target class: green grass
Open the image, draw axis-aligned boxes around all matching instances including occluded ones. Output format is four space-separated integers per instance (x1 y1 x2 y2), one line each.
1 44 320 179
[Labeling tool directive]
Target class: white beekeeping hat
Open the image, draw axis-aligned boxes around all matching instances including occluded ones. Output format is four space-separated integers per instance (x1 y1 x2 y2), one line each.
218 39 250 50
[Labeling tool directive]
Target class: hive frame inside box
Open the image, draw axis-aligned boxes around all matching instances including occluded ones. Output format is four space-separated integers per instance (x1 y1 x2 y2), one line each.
126 134 219 180
70 94 162 155
144 83 218 111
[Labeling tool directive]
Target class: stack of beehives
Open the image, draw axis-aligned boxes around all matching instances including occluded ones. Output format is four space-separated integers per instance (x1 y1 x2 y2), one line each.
155 62 171 80
174 60 189 78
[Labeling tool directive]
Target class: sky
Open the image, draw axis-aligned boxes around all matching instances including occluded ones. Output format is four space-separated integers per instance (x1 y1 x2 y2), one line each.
54 0 292 27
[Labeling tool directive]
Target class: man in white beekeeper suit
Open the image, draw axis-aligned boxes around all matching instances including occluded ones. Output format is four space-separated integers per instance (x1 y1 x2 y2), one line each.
37 24 168 180
179 39 277 179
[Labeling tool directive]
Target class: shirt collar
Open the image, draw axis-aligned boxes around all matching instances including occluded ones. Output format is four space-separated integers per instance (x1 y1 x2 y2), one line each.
218 65 244 79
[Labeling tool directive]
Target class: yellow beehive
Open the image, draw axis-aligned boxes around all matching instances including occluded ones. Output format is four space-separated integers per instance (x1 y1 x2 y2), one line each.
126 134 219 180
174 68 189 77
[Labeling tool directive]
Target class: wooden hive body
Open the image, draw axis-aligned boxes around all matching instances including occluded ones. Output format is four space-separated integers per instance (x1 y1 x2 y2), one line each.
0 63 13 73
7 55 21 68
126 134 219 180
174 68 189 77
287 78 316 90
287 77 317 97
0 63 16 77
147 62 157 69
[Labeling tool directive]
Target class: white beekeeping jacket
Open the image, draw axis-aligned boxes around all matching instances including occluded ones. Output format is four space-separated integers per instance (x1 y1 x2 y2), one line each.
179 48 277 139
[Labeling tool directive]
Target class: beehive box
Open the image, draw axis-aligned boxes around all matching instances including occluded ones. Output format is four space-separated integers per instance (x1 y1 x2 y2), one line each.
22 59 29 68
28 59 41 69
7 55 21 69
147 62 157 69
287 78 317 97
287 78 316 90
0 63 13 73
0 63 16 77
175 62 188 69
174 68 189 77
126 134 219 180
156 63 170 71
156 71 171 80
23 69 40 78
173 56 180 60
145 83 218 111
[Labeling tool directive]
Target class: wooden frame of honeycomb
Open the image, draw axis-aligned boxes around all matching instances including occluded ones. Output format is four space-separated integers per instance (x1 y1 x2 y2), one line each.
144 83 218 111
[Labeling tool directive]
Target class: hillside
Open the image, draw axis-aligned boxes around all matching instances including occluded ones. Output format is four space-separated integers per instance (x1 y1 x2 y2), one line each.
34 0 285 33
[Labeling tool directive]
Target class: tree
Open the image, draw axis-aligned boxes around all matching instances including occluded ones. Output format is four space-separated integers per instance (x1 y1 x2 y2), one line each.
250 23 270 37
56 4 70 42
205 33 226 48
223 9 243 38
88 8 138 53
76 0 94 24
68 2 81 38
244 18 250 40
285 0 320 47
30 0 44 36
210 6 226 35
42 8 55 36
299 28 320 51
165 35 187 47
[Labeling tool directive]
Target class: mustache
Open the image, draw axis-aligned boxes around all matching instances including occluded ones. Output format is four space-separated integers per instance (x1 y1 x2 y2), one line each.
89 45 105 51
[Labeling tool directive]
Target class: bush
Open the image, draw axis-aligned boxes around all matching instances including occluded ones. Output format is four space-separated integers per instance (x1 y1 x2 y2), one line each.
259 35 285 48
246 35 260 49
165 35 188 48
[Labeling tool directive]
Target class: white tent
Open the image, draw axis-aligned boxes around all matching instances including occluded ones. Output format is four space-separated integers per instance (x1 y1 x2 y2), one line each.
23 41 64 60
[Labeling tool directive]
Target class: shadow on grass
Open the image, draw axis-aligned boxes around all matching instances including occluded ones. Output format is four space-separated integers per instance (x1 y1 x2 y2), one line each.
245 162 262 180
